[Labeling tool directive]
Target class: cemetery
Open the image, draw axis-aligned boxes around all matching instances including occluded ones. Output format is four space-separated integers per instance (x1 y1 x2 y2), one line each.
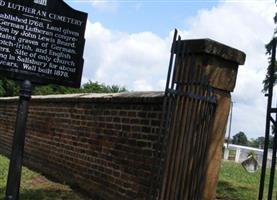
0 0 276 200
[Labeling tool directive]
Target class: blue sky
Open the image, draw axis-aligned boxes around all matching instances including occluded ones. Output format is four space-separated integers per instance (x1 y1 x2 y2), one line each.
63 0 276 139
65 0 218 37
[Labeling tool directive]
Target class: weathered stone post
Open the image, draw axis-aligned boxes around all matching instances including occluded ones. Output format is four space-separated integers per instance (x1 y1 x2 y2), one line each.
223 146 229 160
235 148 241 163
181 39 246 200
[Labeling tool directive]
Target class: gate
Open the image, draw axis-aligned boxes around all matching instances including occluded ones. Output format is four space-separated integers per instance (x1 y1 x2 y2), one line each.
258 38 277 200
150 30 217 200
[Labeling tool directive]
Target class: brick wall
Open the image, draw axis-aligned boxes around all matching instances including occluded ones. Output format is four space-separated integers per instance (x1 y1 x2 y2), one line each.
0 92 164 199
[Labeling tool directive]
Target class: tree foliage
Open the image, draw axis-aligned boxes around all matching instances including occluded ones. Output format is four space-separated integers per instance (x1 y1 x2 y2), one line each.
0 76 19 97
228 130 274 149
0 78 127 97
262 12 277 92
82 81 127 93
248 136 273 149
232 131 248 146
262 41 277 92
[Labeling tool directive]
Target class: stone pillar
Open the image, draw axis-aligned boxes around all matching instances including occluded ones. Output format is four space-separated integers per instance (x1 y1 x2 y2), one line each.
235 148 241 163
223 147 229 160
180 39 246 200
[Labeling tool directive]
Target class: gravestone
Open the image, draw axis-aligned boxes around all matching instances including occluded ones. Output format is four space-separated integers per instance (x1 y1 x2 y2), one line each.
242 155 259 173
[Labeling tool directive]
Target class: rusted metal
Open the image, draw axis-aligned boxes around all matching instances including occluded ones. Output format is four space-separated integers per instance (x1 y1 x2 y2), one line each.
149 29 178 199
156 34 182 199
151 30 216 200
161 41 188 200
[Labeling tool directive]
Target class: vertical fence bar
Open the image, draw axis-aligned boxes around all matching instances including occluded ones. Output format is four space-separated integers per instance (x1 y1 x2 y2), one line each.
184 68 204 199
165 29 178 94
155 31 217 200
187 66 210 199
158 36 181 200
227 101 233 148
259 38 276 200
169 46 191 199
173 48 192 199
169 47 193 199
268 121 277 200
268 94 277 200
159 36 185 200
180 56 199 200
198 99 216 197
172 51 191 198
149 29 178 200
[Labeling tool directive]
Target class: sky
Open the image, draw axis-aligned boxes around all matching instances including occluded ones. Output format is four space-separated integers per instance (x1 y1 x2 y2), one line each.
64 0 277 139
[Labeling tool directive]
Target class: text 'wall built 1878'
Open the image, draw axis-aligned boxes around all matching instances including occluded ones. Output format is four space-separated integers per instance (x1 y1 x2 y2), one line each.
0 0 87 87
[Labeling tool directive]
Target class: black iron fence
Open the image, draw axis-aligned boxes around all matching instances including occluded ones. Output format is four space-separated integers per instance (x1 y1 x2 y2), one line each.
150 30 216 200
259 38 277 200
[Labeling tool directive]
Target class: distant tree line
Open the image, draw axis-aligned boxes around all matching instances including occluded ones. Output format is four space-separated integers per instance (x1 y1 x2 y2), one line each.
0 76 127 97
227 131 274 149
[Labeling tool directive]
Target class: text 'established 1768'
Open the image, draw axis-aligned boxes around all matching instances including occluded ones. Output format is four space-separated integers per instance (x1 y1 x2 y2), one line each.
0 0 87 87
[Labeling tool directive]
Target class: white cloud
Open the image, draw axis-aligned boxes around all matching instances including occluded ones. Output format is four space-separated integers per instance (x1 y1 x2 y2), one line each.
83 21 170 91
82 0 277 138
180 0 276 138
133 80 153 91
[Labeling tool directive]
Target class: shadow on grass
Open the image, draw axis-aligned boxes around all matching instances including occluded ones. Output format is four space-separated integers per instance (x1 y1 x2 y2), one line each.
216 180 257 200
0 187 88 200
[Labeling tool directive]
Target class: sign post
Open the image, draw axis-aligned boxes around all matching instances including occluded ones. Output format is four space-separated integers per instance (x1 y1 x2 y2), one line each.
0 0 87 199
5 80 32 200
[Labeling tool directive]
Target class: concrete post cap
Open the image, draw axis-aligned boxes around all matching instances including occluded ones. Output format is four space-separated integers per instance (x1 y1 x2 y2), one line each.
175 39 246 65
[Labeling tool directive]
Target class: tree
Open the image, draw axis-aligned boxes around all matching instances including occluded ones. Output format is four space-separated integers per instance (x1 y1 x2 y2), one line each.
0 78 127 97
232 131 248 146
262 13 277 92
0 76 19 97
248 137 265 148
82 81 127 93
248 136 274 149
33 81 127 95
262 43 277 92
33 84 78 95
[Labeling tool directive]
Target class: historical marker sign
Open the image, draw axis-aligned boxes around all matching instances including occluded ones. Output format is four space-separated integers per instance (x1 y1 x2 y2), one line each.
0 0 87 87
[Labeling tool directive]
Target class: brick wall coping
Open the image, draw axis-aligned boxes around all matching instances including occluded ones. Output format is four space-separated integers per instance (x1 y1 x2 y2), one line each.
0 91 164 104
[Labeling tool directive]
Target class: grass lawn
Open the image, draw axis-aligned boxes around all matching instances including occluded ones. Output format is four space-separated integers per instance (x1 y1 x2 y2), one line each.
3 154 277 200
0 154 88 200
217 160 277 200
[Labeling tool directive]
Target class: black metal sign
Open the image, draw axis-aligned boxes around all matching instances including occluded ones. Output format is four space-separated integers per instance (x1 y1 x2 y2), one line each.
0 0 87 87
1 1 87 199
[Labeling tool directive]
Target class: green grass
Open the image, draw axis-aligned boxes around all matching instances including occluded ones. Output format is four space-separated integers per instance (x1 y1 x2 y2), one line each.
217 160 277 200
0 155 88 200
4 154 277 200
